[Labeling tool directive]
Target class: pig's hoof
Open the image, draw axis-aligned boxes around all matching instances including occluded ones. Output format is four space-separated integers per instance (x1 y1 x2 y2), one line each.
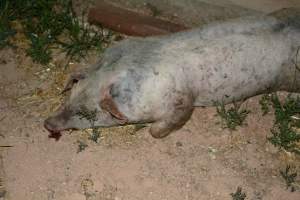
150 121 173 138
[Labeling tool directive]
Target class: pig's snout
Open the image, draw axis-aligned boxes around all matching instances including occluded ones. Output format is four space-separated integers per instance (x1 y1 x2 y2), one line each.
44 116 64 141
44 117 59 132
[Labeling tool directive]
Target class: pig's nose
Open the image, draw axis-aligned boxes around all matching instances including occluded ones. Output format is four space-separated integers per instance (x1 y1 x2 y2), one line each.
44 117 62 141
44 117 57 132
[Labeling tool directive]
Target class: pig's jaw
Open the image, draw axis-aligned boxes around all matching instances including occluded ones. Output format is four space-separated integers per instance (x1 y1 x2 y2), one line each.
43 122 62 141
44 121 81 141
44 116 76 141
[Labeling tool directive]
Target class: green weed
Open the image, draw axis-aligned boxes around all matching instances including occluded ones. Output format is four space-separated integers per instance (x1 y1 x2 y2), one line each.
216 101 250 130
280 165 298 192
77 140 88 153
0 0 111 64
259 94 272 115
0 0 17 48
26 33 52 64
76 105 102 143
265 94 300 154
230 187 246 200
76 105 98 123
89 128 101 143
59 16 110 61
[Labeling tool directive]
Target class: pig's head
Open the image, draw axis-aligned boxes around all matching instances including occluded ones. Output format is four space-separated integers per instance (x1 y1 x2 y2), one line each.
44 70 128 139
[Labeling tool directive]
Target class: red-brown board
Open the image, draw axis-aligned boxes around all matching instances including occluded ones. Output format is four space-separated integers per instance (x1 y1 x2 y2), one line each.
88 1 188 37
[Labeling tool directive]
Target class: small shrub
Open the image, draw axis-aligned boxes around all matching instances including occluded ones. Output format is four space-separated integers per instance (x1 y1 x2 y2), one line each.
215 101 250 130
267 94 300 154
76 105 98 123
0 0 17 48
76 106 102 143
89 128 101 143
280 165 298 192
77 140 88 153
230 187 246 200
26 33 52 64
0 0 112 64
259 94 272 115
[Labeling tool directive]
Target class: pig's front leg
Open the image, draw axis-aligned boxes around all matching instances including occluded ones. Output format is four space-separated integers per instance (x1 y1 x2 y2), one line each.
150 93 194 138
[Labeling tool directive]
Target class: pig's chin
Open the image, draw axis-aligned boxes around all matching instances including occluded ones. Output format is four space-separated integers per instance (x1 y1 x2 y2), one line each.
44 121 79 141
46 127 80 141
48 130 62 141
44 124 62 141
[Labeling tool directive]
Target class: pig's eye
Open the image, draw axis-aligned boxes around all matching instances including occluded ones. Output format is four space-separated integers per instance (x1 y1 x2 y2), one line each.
61 73 86 93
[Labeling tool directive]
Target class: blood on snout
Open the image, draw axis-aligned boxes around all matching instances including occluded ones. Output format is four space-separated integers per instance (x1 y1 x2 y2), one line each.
48 131 62 141
44 122 62 141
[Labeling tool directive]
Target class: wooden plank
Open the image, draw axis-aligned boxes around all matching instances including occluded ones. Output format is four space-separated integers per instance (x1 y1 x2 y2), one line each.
88 1 188 36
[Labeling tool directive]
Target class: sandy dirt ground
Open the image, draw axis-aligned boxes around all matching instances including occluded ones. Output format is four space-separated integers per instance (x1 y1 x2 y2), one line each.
1 1 300 200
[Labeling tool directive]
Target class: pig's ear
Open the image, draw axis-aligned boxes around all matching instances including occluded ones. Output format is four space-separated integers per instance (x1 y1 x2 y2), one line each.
61 71 86 94
99 84 128 124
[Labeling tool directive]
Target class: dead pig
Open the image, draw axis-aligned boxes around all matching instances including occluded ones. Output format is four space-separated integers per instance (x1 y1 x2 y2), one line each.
44 8 300 139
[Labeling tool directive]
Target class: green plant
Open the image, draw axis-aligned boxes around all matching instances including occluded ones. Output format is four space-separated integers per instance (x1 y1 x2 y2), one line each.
0 0 17 48
76 105 98 123
259 94 272 115
280 165 298 192
89 128 101 143
59 16 110 61
215 101 250 130
267 94 300 154
77 140 88 153
134 124 147 132
76 105 102 143
26 33 52 64
0 0 112 64
230 187 246 200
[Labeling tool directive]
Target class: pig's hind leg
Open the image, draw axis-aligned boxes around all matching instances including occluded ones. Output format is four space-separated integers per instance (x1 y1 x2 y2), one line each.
150 94 194 138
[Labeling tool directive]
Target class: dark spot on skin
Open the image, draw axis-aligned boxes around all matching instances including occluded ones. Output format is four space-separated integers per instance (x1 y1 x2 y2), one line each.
111 83 133 105
174 98 184 109
223 73 228 79
214 84 225 92
233 84 242 92
242 31 255 36
128 68 144 89
110 67 146 108
272 23 286 32
254 74 260 81
198 64 204 70
111 85 121 98
241 67 248 72
270 8 300 31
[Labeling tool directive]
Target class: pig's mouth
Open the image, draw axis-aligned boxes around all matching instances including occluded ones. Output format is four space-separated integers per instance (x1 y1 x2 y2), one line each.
44 124 79 141
44 121 63 141
47 131 62 141
44 118 78 141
